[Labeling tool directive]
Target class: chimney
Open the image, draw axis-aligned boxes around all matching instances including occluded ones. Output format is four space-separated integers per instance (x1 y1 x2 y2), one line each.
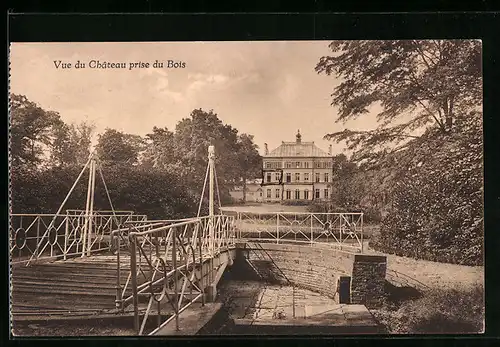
264 143 269 155
328 145 332 155
296 129 302 144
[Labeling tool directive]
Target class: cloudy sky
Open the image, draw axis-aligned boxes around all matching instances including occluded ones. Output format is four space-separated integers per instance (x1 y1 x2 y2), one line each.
10 41 380 155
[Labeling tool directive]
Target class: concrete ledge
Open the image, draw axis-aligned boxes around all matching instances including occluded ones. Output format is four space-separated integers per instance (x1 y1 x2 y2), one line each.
234 317 377 327
154 303 222 336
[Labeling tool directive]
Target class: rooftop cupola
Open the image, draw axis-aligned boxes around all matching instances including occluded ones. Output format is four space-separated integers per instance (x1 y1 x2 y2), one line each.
296 129 302 144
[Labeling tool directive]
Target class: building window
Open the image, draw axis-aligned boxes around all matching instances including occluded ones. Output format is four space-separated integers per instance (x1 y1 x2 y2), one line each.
315 189 320 199
315 161 321 168
295 173 300 182
265 162 271 169
286 162 292 168
267 173 271 183
286 173 291 183
304 190 309 200
275 189 280 198
324 173 329 182
315 173 320 183
275 172 280 181
295 161 301 168
267 189 271 198
286 190 291 200
322 162 327 169
324 189 329 199
304 173 309 181
295 189 300 199
304 162 309 169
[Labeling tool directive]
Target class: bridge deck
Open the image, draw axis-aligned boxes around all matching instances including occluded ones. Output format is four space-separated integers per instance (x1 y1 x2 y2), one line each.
11 249 215 319
11 252 132 319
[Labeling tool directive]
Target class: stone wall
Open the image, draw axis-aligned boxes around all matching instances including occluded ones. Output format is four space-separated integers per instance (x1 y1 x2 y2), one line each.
350 254 387 307
236 242 387 308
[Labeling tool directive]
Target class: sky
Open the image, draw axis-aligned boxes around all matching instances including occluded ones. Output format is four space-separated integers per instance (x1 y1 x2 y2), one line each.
10 41 381 155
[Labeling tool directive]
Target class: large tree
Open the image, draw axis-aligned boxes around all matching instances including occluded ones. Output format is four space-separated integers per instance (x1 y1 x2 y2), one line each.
96 128 145 165
315 40 482 163
10 94 62 169
173 109 241 198
50 121 95 167
142 126 176 170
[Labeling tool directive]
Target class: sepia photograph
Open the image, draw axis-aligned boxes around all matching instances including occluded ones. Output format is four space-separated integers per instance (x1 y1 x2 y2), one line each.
8 40 484 336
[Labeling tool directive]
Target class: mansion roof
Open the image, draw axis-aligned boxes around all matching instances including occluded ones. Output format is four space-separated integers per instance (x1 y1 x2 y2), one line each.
265 141 331 158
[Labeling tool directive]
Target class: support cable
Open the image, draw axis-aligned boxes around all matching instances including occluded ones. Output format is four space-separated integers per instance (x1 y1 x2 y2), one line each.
197 162 210 218
27 153 93 265
96 157 119 227
213 165 222 212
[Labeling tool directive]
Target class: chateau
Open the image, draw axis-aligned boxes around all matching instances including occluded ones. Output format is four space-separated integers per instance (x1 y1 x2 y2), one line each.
261 130 333 203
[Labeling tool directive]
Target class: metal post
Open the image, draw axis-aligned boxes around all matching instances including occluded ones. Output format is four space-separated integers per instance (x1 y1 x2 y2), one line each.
172 227 179 331
276 214 279 244
130 235 139 334
310 214 313 246
82 158 93 257
87 158 96 256
115 226 125 312
198 223 205 306
360 213 364 253
63 216 69 260
339 214 343 250
208 145 215 257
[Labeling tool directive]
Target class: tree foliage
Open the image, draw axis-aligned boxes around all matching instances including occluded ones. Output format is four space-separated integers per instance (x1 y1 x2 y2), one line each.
10 94 95 169
96 128 145 166
371 111 483 265
10 94 61 169
10 97 262 220
50 121 95 167
317 41 483 265
316 40 482 163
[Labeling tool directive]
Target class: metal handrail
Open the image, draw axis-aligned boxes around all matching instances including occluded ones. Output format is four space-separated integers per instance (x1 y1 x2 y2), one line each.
125 214 236 335
231 211 364 253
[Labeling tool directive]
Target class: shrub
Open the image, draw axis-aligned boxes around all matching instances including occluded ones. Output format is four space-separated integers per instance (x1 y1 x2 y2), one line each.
10 164 199 220
371 112 483 266
373 284 484 334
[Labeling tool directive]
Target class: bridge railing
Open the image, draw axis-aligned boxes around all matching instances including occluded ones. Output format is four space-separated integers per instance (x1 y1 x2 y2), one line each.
9 211 148 265
229 211 364 253
120 214 235 335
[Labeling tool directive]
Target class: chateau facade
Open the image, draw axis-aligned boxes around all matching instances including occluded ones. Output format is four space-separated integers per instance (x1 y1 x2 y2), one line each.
261 131 333 203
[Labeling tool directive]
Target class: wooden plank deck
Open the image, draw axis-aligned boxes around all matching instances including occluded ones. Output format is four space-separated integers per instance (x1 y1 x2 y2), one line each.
10 252 132 318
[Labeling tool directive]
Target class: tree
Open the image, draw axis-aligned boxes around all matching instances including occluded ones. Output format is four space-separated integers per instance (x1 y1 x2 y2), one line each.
315 40 482 163
142 127 176 170
236 133 262 203
173 109 241 200
73 121 95 165
96 128 144 165
372 111 483 265
10 94 62 169
330 154 361 208
49 121 95 167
